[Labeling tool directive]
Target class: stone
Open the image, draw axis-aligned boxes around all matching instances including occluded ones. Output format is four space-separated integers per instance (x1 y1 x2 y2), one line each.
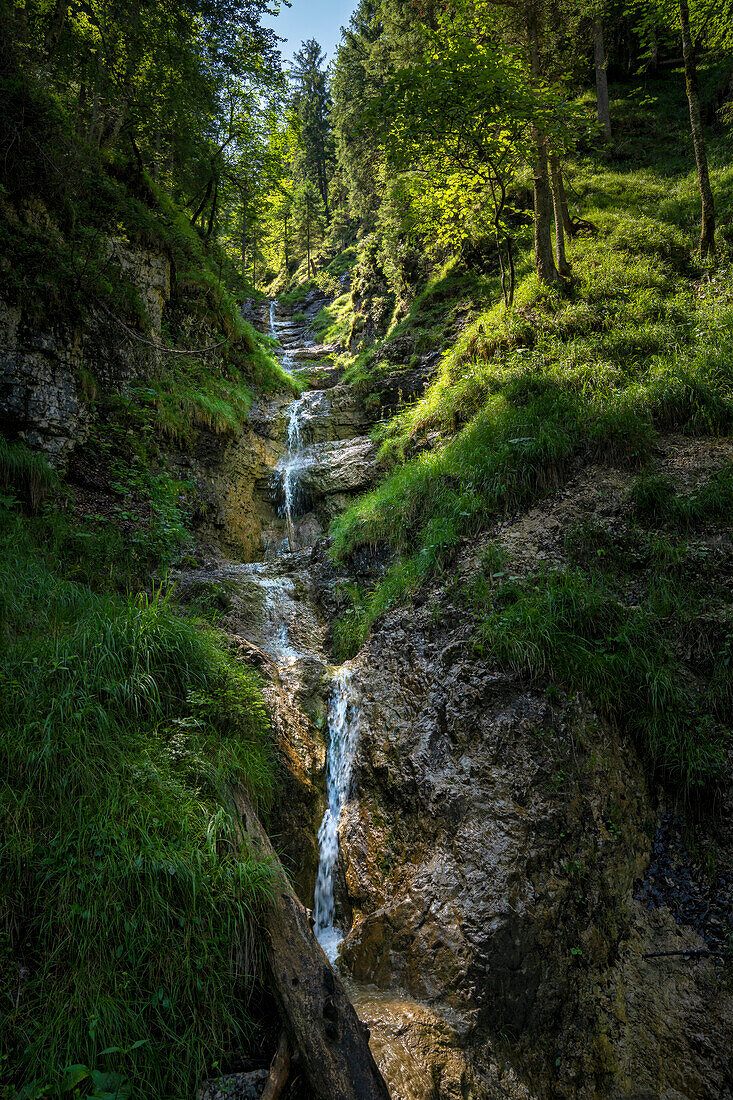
331 600 733 1098
297 437 377 498
198 1069 270 1100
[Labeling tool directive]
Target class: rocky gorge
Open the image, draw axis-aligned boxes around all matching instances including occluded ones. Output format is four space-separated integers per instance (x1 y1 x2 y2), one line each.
2 253 731 1100
174 299 732 1099
6 7 733 1098
2 257 731 1094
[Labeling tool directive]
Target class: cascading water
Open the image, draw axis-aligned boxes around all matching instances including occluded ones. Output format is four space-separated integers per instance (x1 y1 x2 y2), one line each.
276 397 307 549
179 298 429 1095
269 301 296 373
314 667 361 962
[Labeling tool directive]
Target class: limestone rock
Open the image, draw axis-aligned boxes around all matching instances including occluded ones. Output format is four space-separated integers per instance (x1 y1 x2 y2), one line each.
298 437 377 498
332 602 733 1098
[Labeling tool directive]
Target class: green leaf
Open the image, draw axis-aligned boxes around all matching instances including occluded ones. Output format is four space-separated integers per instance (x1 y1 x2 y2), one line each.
62 1064 92 1091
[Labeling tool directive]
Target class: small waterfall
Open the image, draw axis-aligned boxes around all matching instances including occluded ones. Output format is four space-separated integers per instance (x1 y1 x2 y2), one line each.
276 396 307 550
269 301 295 372
314 668 361 962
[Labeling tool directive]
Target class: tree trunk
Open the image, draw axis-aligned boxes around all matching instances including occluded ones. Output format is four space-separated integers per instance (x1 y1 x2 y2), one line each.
306 203 313 277
550 155 575 237
191 177 213 228
241 200 248 280
206 179 218 238
679 0 716 256
320 157 330 226
230 784 391 1100
593 18 612 139
549 156 572 276
526 2 559 285
531 126 559 284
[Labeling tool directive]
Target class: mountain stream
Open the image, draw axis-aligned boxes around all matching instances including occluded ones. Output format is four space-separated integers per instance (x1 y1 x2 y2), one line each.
177 300 454 1098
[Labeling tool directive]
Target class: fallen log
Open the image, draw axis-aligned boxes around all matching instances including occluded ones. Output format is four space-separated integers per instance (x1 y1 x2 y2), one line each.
261 1031 291 1100
231 784 391 1100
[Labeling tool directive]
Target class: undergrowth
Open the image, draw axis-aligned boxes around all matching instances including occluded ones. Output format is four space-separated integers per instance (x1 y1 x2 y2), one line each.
0 457 277 1099
471 562 730 788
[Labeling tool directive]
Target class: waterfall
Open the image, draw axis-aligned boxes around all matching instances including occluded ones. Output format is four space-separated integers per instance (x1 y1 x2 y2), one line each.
269 300 295 372
314 668 361 962
276 396 307 550
266 297 361 960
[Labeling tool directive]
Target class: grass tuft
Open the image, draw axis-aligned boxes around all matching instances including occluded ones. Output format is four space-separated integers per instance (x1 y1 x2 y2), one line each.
0 437 59 511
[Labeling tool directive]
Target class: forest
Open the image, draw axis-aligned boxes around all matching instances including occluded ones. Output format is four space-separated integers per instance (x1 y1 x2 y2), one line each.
1 0 732 1097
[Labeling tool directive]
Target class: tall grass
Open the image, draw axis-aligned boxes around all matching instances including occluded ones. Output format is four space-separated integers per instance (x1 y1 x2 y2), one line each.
332 251 733 565
0 438 59 510
0 509 276 1098
472 566 728 787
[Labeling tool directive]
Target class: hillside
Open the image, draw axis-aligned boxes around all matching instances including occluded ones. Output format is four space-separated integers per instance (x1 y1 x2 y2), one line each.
1 1 732 1099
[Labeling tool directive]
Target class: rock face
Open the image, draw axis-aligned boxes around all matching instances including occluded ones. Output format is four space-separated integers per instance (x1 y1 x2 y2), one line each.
171 397 290 561
281 386 372 444
329 600 733 1098
0 242 170 466
298 437 378 501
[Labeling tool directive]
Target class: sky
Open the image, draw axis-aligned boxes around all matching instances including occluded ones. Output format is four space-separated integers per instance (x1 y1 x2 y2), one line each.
263 0 356 66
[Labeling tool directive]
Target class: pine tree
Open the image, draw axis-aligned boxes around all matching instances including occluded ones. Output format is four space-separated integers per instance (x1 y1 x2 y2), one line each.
291 40 335 224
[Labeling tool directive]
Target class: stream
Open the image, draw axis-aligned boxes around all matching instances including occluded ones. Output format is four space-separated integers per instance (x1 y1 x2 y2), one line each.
267 299 358 960
182 300 454 1098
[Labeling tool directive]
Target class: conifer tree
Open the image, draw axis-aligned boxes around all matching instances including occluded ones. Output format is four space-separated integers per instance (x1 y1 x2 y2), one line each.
291 39 335 223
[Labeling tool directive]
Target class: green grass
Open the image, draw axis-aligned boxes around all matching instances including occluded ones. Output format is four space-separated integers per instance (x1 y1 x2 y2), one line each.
0 439 59 511
328 79 733 789
471 564 729 787
278 282 316 307
0 503 276 1099
629 465 733 527
313 293 353 345
332 220 733 568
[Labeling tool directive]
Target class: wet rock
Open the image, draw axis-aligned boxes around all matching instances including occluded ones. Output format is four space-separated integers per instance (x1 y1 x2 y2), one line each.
634 813 733 952
174 557 330 901
298 437 377 498
350 989 476 1100
172 427 284 561
276 388 370 446
292 512 324 550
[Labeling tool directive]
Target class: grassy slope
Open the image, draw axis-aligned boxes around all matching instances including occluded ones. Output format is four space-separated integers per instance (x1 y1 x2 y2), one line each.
329 77 733 788
0 443 277 1099
0 64 300 1098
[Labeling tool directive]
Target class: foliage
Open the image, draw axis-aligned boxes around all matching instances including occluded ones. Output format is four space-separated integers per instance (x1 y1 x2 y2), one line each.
290 40 335 220
328 83 733 795
0 503 276 1098
0 439 59 512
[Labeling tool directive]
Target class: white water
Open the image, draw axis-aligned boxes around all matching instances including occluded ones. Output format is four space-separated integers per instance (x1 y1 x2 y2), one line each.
269 301 296 373
314 667 361 962
269 301 310 545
